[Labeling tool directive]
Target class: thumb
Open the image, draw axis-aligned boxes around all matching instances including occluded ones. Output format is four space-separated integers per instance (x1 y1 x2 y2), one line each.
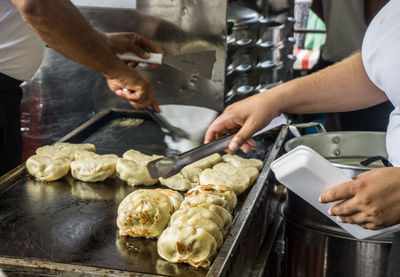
227 121 257 153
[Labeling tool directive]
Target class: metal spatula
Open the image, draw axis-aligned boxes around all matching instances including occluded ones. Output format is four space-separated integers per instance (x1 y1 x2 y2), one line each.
117 50 216 79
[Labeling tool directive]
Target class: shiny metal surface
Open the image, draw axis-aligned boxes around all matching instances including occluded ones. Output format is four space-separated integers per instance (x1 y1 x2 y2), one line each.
21 1 227 157
285 131 387 176
284 204 391 277
0 109 285 276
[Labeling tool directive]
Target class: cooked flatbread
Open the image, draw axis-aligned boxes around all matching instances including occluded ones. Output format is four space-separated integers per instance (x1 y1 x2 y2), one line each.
200 163 259 195
71 152 118 182
157 226 217 268
123 149 163 165
155 188 183 212
222 154 263 171
185 153 222 169
117 189 174 238
26 155 71 181
182 184 237 212
190 203 233 236
116 158 158 186
169 213 224 248
159 167 202 191
36 143 95 160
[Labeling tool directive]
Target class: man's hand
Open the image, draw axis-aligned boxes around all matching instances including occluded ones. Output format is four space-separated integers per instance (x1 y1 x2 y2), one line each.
100 32 162 112
100 32 163 70
320 167 400 230
106 68 160 112
204 91 280 154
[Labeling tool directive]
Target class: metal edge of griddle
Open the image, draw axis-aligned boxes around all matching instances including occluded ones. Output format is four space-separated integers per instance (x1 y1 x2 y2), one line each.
0 257 164 277
206 125 289 277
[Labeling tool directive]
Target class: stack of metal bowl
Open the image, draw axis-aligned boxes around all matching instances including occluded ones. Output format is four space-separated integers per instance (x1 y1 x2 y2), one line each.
226 1 296 104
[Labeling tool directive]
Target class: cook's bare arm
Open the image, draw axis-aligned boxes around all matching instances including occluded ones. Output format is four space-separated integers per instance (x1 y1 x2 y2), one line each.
12 0 159 110
320 167 400 230
205 53 387 152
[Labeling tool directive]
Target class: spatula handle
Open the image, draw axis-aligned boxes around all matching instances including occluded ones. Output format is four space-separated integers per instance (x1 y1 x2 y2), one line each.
117 52 163 64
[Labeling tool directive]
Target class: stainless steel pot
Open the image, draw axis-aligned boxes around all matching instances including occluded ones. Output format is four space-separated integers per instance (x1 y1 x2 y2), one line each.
285 123 388 177
282 123 391 277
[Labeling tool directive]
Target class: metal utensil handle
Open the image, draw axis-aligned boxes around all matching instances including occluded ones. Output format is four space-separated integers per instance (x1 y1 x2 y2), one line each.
176 135 233 167
117 52 163 64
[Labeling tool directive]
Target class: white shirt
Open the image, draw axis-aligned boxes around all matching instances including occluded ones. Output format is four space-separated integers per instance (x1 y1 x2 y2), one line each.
322 0 367 62
362 0 400 166
0 0 45 81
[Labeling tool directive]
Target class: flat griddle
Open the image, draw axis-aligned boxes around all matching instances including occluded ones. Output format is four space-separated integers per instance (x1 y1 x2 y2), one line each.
0 108 286 277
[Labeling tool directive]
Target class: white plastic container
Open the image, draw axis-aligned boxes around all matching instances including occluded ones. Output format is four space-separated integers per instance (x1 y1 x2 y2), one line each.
271 145 400 240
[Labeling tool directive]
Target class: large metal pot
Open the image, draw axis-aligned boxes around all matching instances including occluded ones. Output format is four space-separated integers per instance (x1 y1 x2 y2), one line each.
282 123 391 277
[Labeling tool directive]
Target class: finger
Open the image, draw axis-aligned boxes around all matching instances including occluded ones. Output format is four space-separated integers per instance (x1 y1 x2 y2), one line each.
239 143 253 154
246 138 256 148
116 89 145 102
328 197 361 216
127 61 139 68
319 180 356 203
228 120 257 153
136 35 163 53
339 212 369 225
128 44 150 59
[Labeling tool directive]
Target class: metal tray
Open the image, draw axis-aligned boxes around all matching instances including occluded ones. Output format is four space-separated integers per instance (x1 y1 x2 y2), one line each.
0 108 286 277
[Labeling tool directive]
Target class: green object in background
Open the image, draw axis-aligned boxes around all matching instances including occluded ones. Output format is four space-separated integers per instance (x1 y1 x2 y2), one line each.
304 10 326 50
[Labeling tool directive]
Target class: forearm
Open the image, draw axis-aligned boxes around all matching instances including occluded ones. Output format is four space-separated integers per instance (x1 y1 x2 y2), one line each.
12 0 125 79
267 52 388 115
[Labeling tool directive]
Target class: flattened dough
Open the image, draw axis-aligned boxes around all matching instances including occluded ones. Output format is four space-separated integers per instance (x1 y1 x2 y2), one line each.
117 189 174 238
26 155 71 182
222 154 263 171
71 152 118 182
157 226 217 268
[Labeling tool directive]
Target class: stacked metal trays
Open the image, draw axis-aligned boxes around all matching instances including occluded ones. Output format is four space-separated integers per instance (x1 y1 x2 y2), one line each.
0 108 287 277
225 2 296 104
